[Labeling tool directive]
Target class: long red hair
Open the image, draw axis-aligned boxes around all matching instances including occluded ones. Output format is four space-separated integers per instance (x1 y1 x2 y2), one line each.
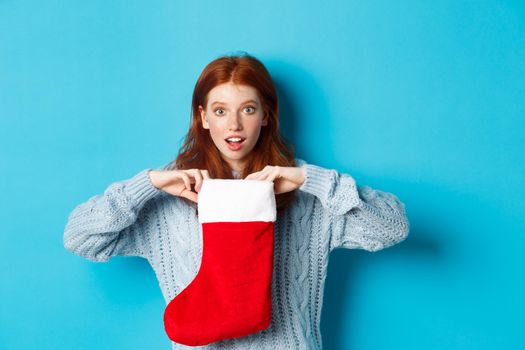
166 52 298 215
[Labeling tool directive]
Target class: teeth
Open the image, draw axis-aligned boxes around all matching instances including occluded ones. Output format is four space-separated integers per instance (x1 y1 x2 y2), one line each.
226 137 243 142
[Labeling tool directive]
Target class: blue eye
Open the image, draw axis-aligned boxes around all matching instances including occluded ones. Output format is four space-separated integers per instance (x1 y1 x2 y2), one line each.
244 106 255 113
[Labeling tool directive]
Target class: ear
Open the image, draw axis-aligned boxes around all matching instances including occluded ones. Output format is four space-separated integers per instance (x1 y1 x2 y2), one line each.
199 105 209 129
261 112 268 126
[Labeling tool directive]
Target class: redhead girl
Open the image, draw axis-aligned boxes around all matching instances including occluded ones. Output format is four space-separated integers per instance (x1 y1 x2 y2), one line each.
64 52 410 350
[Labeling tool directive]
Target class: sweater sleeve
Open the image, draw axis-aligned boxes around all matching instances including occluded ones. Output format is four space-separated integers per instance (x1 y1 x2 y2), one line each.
63 168 163 262
296 159 410 252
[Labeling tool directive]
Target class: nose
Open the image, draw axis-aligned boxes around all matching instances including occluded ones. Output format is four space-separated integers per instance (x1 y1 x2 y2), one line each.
228 112 243 131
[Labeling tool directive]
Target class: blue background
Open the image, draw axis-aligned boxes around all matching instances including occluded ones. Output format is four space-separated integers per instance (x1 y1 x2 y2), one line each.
1 1 524 349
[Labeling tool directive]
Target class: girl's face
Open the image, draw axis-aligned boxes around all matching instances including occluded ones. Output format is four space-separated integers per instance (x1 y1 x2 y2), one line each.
199 82 268 172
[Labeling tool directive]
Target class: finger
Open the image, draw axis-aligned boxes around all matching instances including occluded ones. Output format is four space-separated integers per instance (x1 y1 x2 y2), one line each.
262 167 280 181
180 188 198 203
245 170 263 180
249 165 274 180
274 167 283 179
259 167 278 181
244 171 257 180
202 170 211 180
177 172 192 191
274 165 281 177
190 169 203 192
254 173 271 181
266 173 278 181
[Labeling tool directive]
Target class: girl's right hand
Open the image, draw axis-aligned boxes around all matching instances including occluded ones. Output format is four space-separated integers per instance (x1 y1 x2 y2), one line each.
148 169 211 203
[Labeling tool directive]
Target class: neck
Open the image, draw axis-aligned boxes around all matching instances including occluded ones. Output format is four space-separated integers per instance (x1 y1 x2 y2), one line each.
222 156 246 173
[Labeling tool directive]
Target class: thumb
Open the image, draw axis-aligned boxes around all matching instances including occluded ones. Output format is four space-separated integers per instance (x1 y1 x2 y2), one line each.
179 188 198 203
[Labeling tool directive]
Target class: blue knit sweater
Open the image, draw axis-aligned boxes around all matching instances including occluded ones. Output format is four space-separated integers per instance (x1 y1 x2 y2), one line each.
63 158 410 350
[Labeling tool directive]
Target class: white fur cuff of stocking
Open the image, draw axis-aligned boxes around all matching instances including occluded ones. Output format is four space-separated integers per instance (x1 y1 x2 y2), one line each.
197 179 277 223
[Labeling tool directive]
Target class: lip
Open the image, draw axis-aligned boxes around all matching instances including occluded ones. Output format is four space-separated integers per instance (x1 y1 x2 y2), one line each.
224 138 246 151
224 135 246 141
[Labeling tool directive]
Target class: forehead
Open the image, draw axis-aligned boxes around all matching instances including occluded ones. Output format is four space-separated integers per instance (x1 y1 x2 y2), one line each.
207 82 260 105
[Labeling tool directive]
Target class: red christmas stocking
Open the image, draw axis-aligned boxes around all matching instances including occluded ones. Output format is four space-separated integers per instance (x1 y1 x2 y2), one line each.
163 179 276 346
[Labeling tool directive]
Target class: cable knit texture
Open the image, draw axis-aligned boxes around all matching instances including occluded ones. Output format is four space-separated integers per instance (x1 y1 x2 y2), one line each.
63 158 410 350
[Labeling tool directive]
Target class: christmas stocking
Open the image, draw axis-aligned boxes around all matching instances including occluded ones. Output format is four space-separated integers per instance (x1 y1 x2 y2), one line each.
163 179 276 346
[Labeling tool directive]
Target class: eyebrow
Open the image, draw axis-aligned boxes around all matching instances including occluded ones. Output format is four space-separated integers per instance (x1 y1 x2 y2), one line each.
211 99 257 106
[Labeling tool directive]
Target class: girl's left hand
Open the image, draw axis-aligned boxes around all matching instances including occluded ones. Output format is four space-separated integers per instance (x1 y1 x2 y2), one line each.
245 166 306 194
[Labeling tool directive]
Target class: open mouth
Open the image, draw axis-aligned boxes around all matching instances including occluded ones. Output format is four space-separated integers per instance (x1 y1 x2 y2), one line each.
224 137 246 151
225 137 246 144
